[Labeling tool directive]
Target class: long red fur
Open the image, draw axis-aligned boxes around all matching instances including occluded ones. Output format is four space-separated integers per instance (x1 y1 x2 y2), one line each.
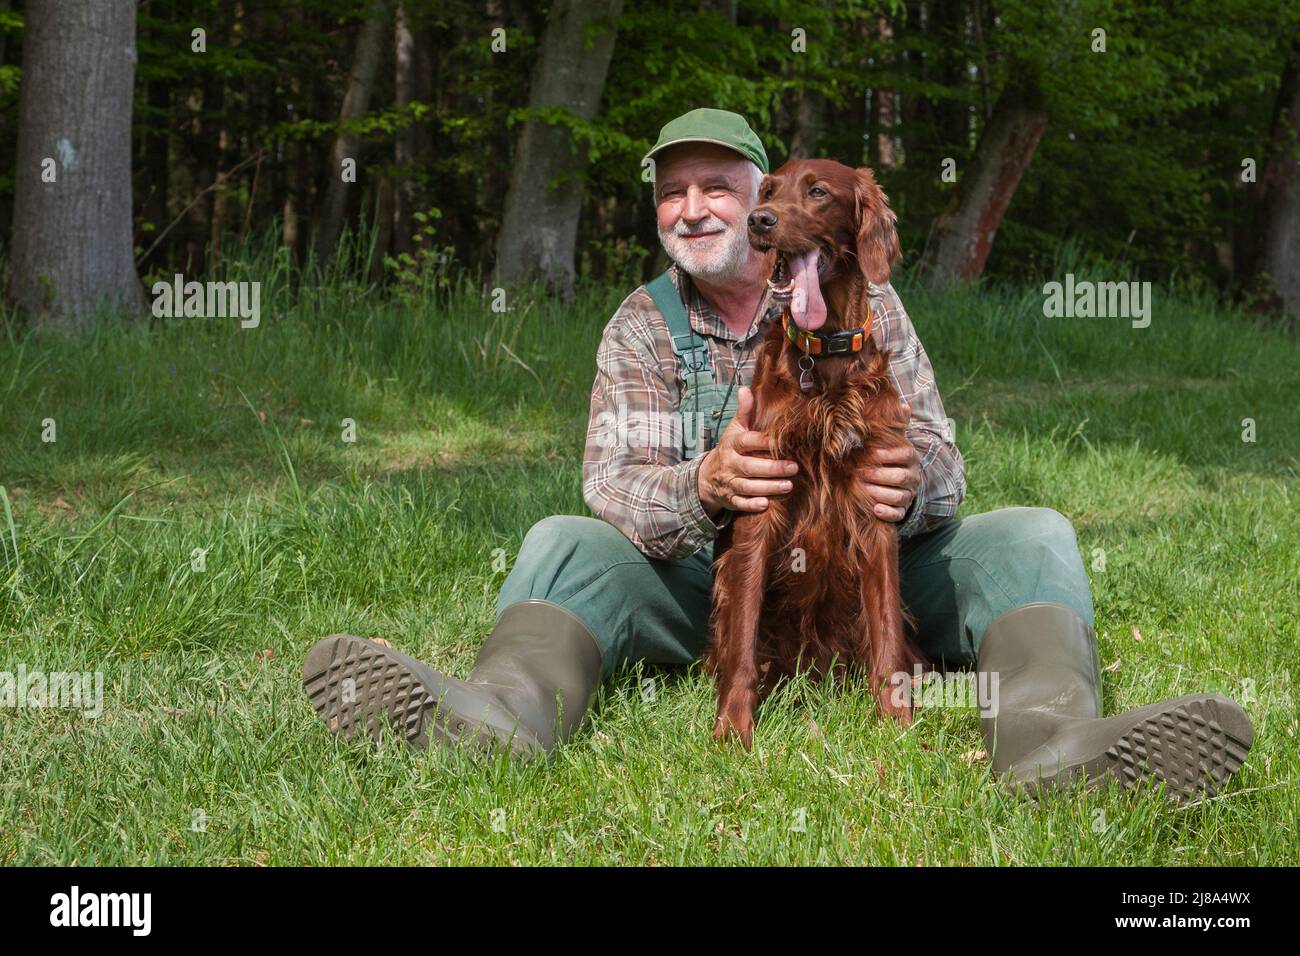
704 158 925 748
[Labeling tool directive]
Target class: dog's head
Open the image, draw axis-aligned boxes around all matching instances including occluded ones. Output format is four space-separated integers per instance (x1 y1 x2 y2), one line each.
747 158 899 330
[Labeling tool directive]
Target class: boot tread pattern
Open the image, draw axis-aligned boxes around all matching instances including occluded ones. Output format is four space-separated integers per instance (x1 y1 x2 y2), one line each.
1104 699 1251 804
303 635 541 760
303 636 434 749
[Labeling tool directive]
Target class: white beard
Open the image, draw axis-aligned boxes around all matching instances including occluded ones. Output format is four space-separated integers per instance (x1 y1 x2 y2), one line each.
658 215 751 281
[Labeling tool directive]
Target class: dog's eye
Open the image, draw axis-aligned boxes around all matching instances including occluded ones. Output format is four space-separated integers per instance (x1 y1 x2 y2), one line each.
808 185 827 198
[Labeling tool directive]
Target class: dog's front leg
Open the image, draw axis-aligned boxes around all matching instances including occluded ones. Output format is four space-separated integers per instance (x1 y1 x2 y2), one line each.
864 523 921 724
708 516 770 749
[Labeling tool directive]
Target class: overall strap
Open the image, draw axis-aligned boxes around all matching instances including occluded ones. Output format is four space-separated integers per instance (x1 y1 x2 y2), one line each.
646 271 712 377
646 270 722 459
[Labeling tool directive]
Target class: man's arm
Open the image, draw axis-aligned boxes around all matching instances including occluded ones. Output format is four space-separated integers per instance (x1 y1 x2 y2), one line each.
869 282 967 538
582 302 725 560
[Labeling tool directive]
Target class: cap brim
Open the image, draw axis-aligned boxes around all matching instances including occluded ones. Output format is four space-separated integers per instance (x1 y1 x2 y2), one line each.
641 136 760 169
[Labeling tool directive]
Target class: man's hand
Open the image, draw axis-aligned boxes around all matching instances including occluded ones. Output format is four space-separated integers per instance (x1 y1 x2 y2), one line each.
698 386 799 518
860 405 921 522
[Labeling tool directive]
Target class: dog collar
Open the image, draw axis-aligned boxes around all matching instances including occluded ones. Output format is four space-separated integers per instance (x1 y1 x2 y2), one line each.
781 302 872 358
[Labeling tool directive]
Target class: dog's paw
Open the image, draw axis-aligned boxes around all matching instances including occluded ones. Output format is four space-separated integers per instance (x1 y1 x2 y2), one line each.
888 702 915 726
875 668 915 724
712 710 755 750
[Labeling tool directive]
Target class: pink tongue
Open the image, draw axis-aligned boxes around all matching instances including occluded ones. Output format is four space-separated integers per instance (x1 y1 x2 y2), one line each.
789 249 826 330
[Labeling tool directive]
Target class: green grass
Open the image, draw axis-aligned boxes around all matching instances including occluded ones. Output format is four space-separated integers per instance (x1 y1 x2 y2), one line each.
0 249 1296 865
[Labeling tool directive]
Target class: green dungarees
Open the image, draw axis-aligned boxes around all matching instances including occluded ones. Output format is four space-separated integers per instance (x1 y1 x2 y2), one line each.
498 274 1095 681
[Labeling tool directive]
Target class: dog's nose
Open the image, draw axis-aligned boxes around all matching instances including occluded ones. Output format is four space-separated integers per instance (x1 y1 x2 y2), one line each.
748 209 777 232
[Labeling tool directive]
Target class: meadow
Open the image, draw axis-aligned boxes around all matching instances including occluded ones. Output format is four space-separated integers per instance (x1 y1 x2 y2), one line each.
1 243 1296 864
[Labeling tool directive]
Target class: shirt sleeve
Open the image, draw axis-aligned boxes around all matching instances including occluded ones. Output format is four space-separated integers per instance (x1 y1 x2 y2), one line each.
874 283 967 539
582 303 725 560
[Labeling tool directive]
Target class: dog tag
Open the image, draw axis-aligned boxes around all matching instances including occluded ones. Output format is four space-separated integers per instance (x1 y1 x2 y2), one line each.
798 354 815 392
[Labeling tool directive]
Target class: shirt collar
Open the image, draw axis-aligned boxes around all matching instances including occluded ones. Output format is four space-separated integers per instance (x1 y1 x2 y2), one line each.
668 261 782 347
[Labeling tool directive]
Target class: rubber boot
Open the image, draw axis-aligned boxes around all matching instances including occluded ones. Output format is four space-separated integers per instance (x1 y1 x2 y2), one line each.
977 602 1253 804
302 599 604 761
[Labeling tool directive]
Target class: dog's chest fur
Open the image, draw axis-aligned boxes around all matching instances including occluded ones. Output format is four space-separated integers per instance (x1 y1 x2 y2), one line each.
771 361 888 467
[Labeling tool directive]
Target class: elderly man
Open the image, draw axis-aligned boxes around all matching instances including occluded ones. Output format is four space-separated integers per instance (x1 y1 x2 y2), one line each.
303 108 1252 803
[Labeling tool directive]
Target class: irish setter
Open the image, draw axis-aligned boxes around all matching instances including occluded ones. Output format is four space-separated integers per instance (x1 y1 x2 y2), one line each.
704 158 924 748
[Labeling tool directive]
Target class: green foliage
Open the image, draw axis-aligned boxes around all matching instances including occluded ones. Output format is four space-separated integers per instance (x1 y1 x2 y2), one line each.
382 208 459 296
973 0 1300 281
0 0 1298 293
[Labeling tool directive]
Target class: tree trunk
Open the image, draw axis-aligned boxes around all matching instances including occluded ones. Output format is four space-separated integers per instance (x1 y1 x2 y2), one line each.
281 73 306 265
925 76 1048 288
493 0 624 299
392 3 416 260
370 175 395 283
871 16 900 169
788 89 823 161
315 0 391 271
9 0 144 331
392 3 434 259
1252 37 1300 315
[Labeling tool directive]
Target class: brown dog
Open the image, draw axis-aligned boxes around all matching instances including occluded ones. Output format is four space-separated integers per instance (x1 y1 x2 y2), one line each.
704 158 925 748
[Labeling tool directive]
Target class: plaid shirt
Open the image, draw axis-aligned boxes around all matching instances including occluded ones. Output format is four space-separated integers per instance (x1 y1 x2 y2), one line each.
583 262 966 560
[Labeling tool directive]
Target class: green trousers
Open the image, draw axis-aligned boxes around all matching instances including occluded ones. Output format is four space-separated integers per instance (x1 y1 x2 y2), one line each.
497 507 1095 682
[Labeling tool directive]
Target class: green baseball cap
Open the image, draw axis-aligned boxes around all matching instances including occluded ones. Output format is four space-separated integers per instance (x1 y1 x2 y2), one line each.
642 107 769 175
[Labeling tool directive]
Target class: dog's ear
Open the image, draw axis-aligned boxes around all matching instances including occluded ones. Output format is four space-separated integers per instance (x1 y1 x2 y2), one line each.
854 167 900 285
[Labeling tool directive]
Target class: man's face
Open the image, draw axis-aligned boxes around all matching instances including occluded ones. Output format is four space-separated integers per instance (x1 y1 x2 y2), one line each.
654 144 760 280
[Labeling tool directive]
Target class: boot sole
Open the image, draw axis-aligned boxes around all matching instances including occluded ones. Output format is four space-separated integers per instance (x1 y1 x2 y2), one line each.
1011 693 1253 805
301 634 544 760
